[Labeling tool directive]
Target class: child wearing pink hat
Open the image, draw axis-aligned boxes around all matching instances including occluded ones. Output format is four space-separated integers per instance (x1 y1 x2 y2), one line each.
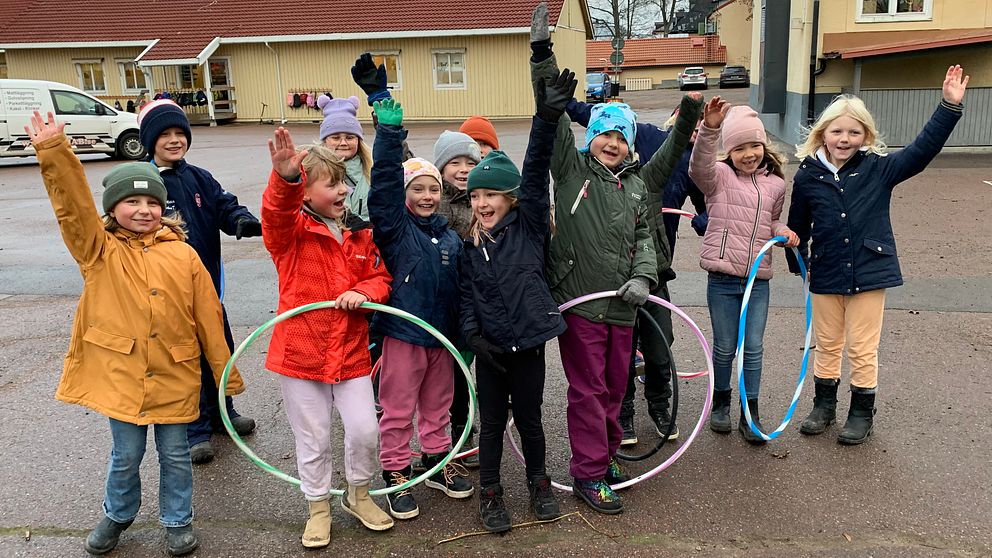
688 98 799 444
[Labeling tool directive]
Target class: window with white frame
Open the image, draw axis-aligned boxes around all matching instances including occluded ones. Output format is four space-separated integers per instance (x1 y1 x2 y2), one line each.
371 51 402 89
74 60 107 93
0 51 7 79
432 50 466 89
117 61 147 94
856 0 932 22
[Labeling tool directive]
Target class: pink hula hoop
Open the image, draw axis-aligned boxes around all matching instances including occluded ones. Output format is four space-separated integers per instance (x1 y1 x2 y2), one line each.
505 291 714 493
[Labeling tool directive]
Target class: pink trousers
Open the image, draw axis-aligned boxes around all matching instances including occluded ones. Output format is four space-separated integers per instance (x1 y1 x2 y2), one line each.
378 336 454 471
278 374 378 501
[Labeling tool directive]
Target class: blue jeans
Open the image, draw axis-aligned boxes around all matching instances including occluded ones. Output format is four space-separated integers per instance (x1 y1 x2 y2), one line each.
707 272 769 399
104 419 193 528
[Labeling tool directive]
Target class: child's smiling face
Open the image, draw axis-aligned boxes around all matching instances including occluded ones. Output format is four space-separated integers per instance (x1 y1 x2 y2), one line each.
470 188 513 230
589 130 629 168
823 114 866 168
111 195 163 234
442 156 477 191
406 176 442 217
305 174 349 219
729 142 765 175
153 127 188 166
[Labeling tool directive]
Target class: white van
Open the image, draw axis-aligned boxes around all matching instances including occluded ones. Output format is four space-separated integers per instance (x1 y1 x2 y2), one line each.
0 79 144 160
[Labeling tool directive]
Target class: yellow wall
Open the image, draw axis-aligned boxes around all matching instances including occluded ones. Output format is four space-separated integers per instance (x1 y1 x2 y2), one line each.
819 0 992 33
614 65 725 87
711 0 754 66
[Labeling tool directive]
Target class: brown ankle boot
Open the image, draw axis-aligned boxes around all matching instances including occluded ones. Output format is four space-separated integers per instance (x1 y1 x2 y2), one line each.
342 484 394 531
301 499 331 548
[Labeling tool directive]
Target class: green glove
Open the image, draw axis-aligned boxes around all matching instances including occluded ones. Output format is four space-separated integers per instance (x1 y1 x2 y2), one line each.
373 98 403 127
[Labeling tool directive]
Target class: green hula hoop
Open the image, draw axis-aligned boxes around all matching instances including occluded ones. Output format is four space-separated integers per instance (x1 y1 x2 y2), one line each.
218 300 475 497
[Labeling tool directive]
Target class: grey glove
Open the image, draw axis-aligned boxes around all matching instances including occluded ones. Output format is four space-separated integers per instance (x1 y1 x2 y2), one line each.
531 2 550 42
617 277 650 306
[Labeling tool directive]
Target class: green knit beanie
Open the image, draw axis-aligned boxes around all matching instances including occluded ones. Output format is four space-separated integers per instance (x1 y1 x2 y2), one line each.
102 163 168 213
466 150 521 195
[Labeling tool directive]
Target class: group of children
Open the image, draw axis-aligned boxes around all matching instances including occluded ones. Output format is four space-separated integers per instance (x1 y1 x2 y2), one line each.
30 2 969 553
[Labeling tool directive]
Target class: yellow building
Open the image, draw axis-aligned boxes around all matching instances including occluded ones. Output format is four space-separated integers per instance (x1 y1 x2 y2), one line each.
749 0 992 146
586 35 727 90
0 0 592 124
708 0 754 67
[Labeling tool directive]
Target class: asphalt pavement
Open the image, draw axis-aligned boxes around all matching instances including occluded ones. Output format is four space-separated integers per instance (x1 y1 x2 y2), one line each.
1 87 991 557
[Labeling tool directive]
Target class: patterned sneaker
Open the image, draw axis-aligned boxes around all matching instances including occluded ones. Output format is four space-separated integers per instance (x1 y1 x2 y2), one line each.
382 468 419 520
604 458 631 485
423 455 474 498
572 478 623 515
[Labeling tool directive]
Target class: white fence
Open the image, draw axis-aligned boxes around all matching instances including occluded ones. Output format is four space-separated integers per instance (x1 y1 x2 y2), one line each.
625 78 653 91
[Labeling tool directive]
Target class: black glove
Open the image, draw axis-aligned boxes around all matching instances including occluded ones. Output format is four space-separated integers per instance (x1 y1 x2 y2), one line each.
235 218 262 240
351 53 389 104
535 68 577 123
466 331 506 374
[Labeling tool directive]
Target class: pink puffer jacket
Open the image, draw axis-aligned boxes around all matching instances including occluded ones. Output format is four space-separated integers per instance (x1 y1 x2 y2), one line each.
689 124 788 280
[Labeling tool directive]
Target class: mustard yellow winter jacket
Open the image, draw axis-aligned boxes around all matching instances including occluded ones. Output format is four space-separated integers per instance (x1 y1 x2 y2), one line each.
36 135 244 426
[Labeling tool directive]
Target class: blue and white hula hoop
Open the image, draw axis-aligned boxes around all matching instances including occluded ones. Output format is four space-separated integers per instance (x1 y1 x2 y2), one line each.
737 236 812 441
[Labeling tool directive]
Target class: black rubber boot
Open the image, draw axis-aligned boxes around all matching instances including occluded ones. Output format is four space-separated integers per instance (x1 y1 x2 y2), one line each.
165 525 199 556
800 377 840 435
738 399 767 445
709 389 732 433
838 388 877 445
84 516 133 555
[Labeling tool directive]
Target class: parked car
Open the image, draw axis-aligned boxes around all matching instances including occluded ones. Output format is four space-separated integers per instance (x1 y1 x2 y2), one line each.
678 67 708 90
719 65 750 88
586 72 611 103
0 79 144 160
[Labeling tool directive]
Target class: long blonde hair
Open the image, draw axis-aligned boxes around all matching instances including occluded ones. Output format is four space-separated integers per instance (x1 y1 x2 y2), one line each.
467 193 519 246
300 143 351 229
796 94 886 159
356 139 373 182
719 141 789 179
103 211 188 241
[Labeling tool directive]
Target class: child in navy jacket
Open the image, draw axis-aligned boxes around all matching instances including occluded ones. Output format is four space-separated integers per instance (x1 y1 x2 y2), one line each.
138 100 261 464
457 71 574 533
787 65 969 445
368 99 474 521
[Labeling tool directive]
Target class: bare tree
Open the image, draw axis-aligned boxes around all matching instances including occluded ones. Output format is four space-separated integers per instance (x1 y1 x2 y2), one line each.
588 0 656 39
653 0 682 36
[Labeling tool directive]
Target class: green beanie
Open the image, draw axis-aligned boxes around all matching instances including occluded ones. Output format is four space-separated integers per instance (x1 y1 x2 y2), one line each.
466 150 521 195
101 163 168 213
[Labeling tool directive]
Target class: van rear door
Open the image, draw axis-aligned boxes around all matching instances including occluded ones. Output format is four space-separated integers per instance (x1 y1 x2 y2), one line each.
0 85 45 157
49 89 116 155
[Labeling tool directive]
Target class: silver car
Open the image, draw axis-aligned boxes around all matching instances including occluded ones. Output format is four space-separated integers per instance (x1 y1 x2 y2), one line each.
678 67 708 90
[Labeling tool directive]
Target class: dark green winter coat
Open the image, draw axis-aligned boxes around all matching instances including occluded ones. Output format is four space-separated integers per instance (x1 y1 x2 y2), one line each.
532 55 657 327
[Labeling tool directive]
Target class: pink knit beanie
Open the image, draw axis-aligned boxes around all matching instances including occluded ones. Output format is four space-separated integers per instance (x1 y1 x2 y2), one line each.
721 106 767 152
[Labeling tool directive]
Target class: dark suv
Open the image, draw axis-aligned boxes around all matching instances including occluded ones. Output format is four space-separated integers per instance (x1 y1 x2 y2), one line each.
719 65 749 88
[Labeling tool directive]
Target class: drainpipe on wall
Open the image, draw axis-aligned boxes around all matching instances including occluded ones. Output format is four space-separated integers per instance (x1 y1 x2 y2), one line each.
807 0 821 124
264 41 286 124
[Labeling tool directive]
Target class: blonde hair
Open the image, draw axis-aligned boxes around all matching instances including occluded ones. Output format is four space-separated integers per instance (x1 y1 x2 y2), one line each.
103 211 188 241
796 94 886 159
299 143 350 230
467 193 519 247
719 141 789 180
356 139 373 183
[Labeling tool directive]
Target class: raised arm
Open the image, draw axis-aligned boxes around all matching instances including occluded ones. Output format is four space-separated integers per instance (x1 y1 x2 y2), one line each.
688 97 731 196
367 99 410 245
28 111 106 268
641 93 704 195
262 127 309 257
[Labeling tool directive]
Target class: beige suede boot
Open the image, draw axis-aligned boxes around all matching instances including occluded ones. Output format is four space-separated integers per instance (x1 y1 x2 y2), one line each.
301 499 331 548
341 484 395 531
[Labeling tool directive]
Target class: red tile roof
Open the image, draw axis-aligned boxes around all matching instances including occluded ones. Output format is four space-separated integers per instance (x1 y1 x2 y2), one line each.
586 35 727 70
0 0 573 61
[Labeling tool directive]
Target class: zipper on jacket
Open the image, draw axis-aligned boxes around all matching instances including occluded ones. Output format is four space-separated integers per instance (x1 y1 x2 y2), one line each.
719 228 729 259
748 174 763 267
570 180 590 215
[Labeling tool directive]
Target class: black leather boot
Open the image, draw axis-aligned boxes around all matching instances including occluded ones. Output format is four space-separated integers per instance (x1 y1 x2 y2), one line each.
84 516 133 555
838 387 877 445
739 398 767 445
710 389 732 433
800 377 840 435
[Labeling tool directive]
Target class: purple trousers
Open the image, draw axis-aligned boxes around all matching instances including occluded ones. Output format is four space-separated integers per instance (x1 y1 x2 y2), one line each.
558 312 634 481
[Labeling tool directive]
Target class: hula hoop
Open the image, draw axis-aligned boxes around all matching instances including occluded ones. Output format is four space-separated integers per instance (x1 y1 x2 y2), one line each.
505 291 714 492
661 208 696 219
737 237 812 441
614 307 678 462
369 356 479 460
218 301 475 496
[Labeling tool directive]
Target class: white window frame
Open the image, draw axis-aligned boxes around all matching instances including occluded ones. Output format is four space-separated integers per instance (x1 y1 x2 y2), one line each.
432 49 467 90
116 60 147 94
856 0 932 22
74 59 107 94
369 51 402 90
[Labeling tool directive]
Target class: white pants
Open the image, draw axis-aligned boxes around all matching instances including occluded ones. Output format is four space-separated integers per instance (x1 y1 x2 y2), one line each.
278 374 379 500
